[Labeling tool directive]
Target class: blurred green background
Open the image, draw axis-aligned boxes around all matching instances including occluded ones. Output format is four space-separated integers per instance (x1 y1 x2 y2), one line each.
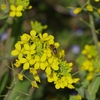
0 0 100 100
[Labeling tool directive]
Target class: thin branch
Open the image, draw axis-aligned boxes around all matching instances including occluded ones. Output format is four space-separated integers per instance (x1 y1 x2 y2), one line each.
89 13 100 60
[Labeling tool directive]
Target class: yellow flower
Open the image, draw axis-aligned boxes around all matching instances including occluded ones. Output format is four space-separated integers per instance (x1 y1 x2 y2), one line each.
34 74 41 82
94 0 99 2
54 76 67 89
98 8 100 14
73 7 81 14
31 81 39 88
19 54 35 70
14 59 21 68
18 73 23 81
86 72 94 81
77 94 82 100
11 42 24 58
23 43 36 55
9 5 23 17
30 30 37 40
20 33 30 44
81 60 94 73
86 5 93 12
1 4 6 10
47 72 58 82
28 5 32 9
30 68 37 75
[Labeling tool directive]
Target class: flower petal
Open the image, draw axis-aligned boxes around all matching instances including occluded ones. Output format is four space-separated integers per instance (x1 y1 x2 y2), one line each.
17 5 23 11
16 12 22 17
11 50 19 56
23 62 29 70
9 12 16 17
10 5 16 11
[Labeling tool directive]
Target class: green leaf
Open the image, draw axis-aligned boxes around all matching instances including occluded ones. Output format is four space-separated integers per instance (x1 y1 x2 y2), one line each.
7 80 31 100
87 76 100 100
0 72 9 93
76 86 85 98
0 14 8 20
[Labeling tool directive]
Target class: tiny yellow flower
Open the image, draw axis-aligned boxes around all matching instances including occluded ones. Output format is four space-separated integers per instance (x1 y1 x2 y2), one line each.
28 5 32 9
11 42 24 59
18 73 23 81
34 74 41 82
54 42 60 48
69 62 73 67
30 68 37 75
73 7 81 14
47 72 58 82
9 5 23 17
86 72 94 81
14 59 21 68
31 81 39 88
1 4 6 10
94 0 99 2
20 33 30 43
98 8 100 14
77 94 82 100
86 5 93 12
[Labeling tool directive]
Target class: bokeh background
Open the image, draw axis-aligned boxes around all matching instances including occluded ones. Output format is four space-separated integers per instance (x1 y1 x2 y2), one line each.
0 0 100 100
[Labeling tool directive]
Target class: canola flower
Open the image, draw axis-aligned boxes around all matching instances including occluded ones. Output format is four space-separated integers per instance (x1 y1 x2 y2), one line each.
98 8 100 14
73 7 81 14
11 30 79 89
1 4 6 10
86 5 93 12
79 44 100 81
94 0 100 2
9 5 23 17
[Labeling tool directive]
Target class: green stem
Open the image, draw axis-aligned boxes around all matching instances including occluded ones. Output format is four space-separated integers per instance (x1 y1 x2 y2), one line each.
89 13 100 60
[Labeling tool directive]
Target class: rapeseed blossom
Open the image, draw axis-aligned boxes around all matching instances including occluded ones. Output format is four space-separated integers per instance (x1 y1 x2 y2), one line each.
73 7 81 14
86 5 93 12
94 0 99 2
78 44 100 81
1 4 6 10
11 30 79 89
9 5 23 17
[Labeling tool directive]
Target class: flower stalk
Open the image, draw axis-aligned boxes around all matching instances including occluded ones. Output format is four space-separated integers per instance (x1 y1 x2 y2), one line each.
89 13 100 60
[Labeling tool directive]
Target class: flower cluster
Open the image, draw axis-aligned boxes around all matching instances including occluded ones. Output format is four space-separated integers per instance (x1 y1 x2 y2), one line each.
11 30 79 89
9 0 32 17
77 44 100 81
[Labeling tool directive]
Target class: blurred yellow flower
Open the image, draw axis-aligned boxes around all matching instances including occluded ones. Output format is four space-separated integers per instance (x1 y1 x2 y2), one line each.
98 8 100 14
86 5 93 12
73 7 81 14
1 4 6 10
94 0 99 2
77 94 82 100
18 73 23 81
31 81 39 88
